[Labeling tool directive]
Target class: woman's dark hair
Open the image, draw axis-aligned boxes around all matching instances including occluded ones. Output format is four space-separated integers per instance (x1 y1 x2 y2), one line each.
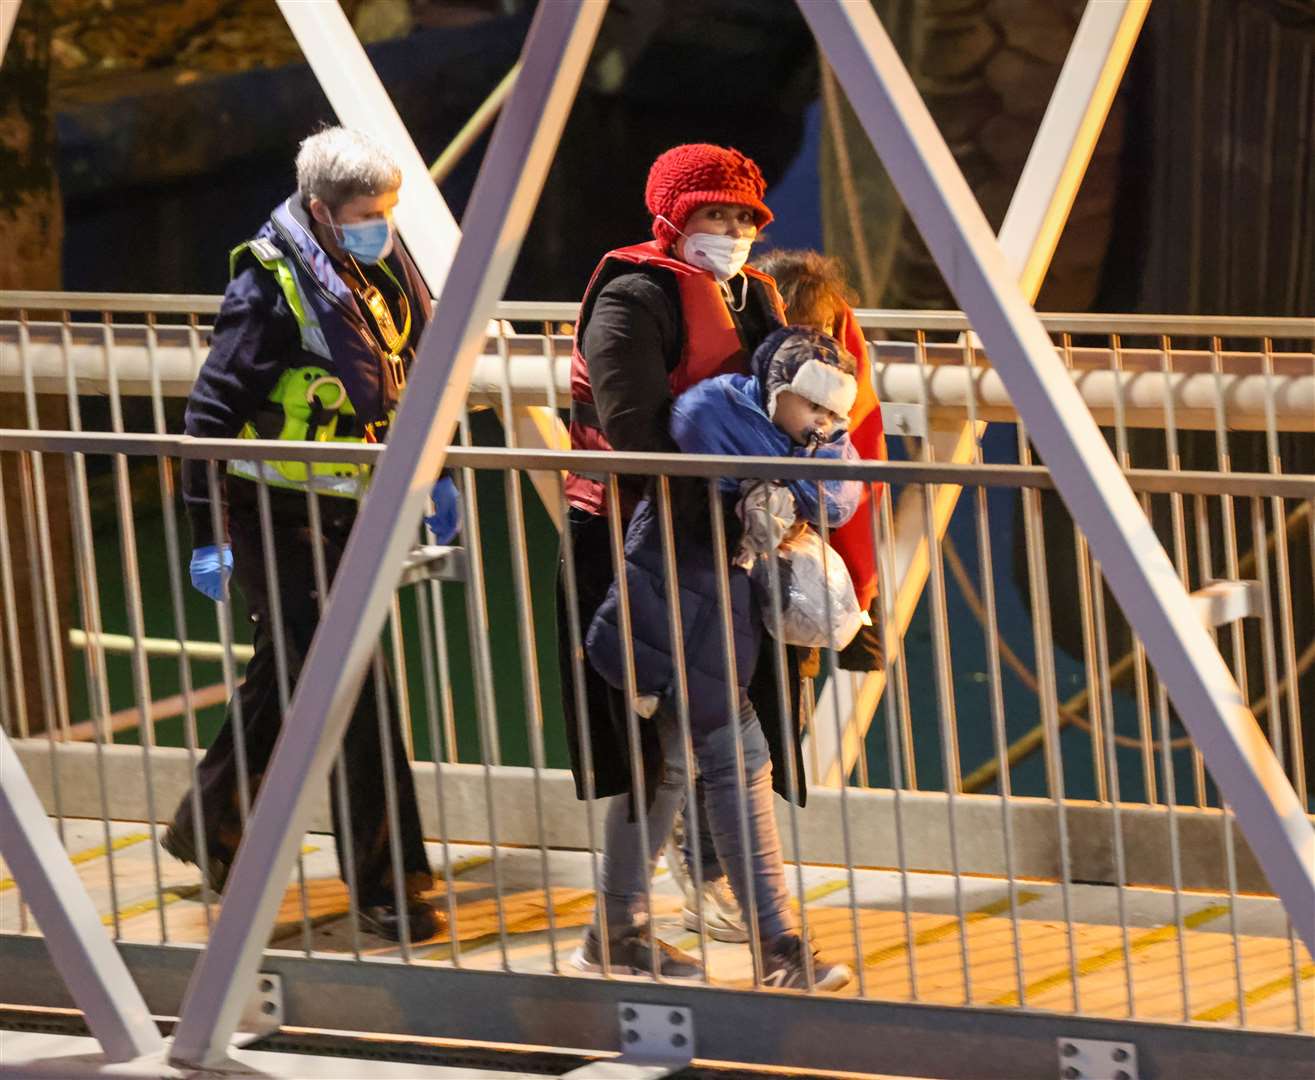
752 249 858 330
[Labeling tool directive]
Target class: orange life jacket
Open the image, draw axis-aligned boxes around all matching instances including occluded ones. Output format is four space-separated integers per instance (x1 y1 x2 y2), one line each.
566 241 784 514
827 303 886 610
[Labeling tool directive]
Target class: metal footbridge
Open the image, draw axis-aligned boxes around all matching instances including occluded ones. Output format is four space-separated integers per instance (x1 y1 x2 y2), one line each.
1 1 1313 1078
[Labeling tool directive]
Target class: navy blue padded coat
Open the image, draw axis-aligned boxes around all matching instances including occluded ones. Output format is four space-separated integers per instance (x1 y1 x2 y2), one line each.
585 337 861 735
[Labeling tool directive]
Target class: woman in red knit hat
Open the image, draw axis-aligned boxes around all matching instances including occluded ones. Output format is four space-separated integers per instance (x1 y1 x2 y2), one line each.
558 143 850 990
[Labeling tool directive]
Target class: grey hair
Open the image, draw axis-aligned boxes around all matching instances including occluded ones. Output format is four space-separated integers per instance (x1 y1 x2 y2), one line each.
295 126 402 210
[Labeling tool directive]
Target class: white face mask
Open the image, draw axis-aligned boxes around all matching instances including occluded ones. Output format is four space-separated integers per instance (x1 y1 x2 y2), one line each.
682 231 754 281
659 215 753 281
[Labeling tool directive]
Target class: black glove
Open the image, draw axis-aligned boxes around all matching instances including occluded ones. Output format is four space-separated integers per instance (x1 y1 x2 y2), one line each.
836 599 885 672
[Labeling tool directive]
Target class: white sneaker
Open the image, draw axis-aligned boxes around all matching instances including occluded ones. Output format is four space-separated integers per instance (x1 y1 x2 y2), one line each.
681 876 749 943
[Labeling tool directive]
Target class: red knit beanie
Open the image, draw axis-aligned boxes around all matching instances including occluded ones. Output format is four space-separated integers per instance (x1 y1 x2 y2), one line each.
645 143 774 248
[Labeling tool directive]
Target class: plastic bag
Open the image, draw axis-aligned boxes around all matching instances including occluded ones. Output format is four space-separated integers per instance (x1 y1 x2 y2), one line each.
750 525 864 649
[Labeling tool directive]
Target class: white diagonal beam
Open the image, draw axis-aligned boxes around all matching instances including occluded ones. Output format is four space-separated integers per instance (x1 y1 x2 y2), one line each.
808 0 1150 786
167 2 606 1067
0 728 163 1061
277 0 460 295
799 0 1314 953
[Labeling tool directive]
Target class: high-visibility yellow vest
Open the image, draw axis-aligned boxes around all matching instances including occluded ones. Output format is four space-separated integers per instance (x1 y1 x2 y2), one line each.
225 237 409 499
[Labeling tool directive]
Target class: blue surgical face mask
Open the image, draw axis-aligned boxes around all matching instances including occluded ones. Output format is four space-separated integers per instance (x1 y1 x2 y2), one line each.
329 210 395 265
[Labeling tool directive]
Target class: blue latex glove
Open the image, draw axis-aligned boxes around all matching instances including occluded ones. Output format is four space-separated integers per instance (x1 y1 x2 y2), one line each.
424 476 462 544
190 544 234 601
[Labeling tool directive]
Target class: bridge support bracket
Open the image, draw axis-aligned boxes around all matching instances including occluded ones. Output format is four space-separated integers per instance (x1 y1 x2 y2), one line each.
563 1002 695 1079
1058 1036 1139 1080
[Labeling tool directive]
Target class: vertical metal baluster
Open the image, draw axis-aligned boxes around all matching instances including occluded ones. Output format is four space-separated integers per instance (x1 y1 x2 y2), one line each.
916 330 966 794
1061 331 1107 803
0 450 26 740
253 478 315 955
813 481 866 998
706 479 763 986
372 648 414 960
145 314 215 919
1250 488 1309 1033
504 463 560 971
17 311 70 748
388 596 415 761
186 312 205 382
412 571 442 765
762 541 811 990
496 325 563 967
803 676 821 786
427 577 458 763
554 452 607 975
1110 334 1157 802
966 450 1025 1003
1090 558 1136 1018
496 319 516 450
101 308 172 940
1152 337 1195 1022
454 453 510 968
540 321 606 958
305 490 363 959
851 672 870 789
1261 337 1305 803
1153 573 1190 1023
1192 480 1249 1024
1159 335 1206 809
205 460 252 828
916 478 970 1001
604 473 658 979
875 482 918 1000
411 573 459 965
653 476 711 981
61 439 121 936
14 453 62 841
459 412 503 766
1250 499 1285 763
0 601 10 735
1016 422 1080 1013
1209 334 1250 1023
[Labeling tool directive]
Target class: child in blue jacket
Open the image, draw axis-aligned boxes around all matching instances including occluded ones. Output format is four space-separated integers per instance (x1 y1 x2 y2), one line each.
579 326 861 990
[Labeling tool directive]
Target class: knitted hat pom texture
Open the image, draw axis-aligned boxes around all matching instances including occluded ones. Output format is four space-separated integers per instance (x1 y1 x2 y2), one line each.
645 143 774 248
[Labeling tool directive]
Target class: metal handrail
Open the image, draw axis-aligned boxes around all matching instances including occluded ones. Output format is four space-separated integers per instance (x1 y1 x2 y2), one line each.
1 427 1312 498
4 291 1313 339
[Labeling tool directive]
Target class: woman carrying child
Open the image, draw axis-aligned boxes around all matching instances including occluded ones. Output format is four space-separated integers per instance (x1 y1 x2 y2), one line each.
585 324 865 990
558 142 860 988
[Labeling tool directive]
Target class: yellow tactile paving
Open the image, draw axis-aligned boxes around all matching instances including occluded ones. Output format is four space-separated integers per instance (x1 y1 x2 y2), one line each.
20 817 1313 1035
0 831 153 894
991 901 1230 1008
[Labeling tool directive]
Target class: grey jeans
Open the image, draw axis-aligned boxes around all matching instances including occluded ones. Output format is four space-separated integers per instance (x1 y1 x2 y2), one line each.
597 694 796 942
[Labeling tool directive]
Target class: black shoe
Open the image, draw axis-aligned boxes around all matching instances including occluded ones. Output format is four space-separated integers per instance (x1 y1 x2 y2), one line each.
358 898 444 942
160 820 231 894
762 932 852 992
570 926 703 979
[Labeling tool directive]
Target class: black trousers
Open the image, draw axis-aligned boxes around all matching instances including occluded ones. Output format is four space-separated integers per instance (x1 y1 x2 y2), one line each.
169 503 431 905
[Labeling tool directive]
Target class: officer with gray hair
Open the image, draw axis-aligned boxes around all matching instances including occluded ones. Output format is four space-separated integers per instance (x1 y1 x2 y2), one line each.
162 125 457 942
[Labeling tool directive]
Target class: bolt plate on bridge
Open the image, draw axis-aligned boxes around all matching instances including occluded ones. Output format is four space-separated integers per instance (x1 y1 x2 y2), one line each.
562 1002 694 1079
880 401 927 439
234 971 283 1047
397 544 466 587
1057 1036 1138 1080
